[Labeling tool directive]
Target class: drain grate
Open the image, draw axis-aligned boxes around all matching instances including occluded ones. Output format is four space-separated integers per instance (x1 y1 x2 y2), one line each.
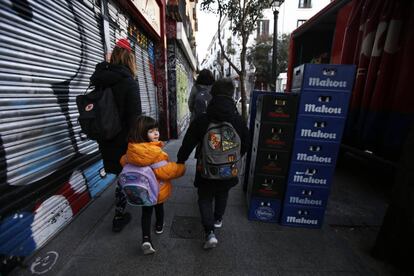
170 216 203 240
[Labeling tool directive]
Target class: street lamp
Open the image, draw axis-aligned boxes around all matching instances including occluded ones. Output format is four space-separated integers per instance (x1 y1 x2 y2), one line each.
271 0 283 91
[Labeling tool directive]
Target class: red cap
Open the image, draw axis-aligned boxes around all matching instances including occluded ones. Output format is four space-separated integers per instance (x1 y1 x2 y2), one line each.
115 38 131 52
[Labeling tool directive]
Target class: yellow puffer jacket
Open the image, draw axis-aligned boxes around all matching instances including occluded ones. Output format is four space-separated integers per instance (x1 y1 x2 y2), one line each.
120 141 185 203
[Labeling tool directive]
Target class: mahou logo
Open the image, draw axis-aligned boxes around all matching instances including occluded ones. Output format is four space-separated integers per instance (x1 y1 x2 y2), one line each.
301 129 337 140
304 104 342 115
296 153 332 164
286 216 318 225
255 206 275 220
308 77 347 88
293 174 327 185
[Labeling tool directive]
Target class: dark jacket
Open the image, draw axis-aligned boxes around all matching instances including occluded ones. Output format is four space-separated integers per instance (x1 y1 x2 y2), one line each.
90 61 141 174
177 95 250 188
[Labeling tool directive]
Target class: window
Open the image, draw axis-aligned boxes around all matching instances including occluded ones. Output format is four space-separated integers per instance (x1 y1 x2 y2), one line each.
298 0 312 8
257 20 270 39
297 19 307 27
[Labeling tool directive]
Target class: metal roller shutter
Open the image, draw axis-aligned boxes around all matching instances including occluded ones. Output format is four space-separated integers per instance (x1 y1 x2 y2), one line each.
0 0 116 260
175 47 192 135
107 0 158 120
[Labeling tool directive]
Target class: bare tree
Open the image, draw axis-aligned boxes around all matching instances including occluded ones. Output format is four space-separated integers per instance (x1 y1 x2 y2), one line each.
201 0 275 121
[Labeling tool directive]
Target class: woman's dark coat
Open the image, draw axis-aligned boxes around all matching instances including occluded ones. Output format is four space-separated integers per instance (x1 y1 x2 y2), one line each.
90 61 141 174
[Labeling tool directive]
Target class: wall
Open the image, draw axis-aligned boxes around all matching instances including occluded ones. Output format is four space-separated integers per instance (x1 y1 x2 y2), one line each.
277 0 332 34
0 0 113 266
0 0 162 270
107 0 159 120
176 47 192 134
166 17 193 138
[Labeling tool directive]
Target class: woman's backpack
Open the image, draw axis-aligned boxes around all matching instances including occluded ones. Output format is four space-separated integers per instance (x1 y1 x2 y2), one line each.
118 161 167 206
76 86 122 141
193 85 212 117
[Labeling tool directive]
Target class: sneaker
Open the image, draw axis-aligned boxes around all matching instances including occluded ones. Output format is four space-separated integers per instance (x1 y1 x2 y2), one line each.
112 212 131 233
203 231 218 249
155 223 164 235
141 241 156 255
214 219 222 228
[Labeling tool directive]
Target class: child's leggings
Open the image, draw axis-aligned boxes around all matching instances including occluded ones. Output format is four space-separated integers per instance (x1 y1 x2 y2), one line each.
114 184 127 217
142 203 164 239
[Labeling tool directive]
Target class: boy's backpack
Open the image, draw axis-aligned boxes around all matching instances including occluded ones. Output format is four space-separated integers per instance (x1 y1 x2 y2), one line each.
193 85 212 117
76 86 122 141
199 121 242 180
118 161 167 206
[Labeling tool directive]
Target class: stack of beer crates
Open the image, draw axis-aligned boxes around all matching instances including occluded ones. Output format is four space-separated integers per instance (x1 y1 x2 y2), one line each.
247 93 299 222
280 64 356 228
243 91 269 192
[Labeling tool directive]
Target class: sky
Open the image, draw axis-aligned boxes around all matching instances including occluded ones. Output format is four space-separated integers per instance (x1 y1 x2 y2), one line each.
196 7 218 65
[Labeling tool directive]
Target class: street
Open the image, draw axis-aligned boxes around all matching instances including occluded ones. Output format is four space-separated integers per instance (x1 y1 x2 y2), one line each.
10 137 400 276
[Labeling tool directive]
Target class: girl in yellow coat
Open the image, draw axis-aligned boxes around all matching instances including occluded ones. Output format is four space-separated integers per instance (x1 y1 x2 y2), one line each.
120 116 185 255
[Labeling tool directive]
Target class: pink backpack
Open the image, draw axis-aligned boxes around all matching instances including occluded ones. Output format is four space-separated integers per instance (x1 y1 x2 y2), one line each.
118 161 167 206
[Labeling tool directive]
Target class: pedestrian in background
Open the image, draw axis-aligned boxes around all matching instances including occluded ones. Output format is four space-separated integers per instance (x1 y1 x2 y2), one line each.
90 38 141 233
177 78 250 249
188 69 214 122
120 116 186 254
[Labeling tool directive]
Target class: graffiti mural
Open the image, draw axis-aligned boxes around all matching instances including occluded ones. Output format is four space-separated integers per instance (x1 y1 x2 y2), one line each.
167 41 178 138
176 63 189 129
0 0 117 273
176 47 192 135
166 16 192 139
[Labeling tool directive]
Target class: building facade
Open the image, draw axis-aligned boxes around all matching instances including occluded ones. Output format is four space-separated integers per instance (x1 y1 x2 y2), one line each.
166 0 198 138
0 0 178 270
200 0 332 95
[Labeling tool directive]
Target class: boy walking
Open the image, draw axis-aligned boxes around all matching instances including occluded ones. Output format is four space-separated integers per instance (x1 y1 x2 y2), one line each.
177 78 250 249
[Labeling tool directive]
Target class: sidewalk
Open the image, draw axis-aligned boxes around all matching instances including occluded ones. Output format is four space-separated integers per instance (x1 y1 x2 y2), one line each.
11 137 401 276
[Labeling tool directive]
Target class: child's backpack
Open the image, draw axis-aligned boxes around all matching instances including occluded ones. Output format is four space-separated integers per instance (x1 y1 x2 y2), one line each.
118 161 167 206
199 121 242 180
193 85 212 117
76 86 122 141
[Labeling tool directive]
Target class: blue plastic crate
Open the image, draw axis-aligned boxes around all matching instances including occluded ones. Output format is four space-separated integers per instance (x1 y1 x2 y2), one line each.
287 162 335 188
291 139 340 166
280 204 326 228
248 197 282 223
295 115 346 143
298 91 351 118
284 184 330 208
292 64 356 92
